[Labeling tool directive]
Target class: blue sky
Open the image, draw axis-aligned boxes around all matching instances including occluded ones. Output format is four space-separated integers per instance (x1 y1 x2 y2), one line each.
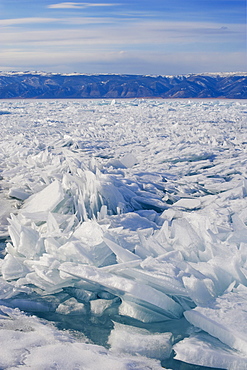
0 0 246 74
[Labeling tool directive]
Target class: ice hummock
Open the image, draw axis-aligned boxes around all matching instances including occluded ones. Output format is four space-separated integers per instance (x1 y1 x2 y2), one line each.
0 98 247 369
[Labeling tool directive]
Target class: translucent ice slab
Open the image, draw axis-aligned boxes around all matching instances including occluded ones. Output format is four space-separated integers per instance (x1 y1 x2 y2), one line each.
184 286 247 355
174 332 247 370
109 322 173 361
59 262 183 320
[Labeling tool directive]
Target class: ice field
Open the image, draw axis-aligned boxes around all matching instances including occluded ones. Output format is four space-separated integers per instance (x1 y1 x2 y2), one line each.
0 98 247 369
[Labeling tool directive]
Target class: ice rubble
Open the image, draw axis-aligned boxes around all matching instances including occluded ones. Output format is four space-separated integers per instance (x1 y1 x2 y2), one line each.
0 99 247 369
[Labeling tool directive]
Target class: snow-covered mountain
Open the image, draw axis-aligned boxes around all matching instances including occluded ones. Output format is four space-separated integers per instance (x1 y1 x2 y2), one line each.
0 71 246 99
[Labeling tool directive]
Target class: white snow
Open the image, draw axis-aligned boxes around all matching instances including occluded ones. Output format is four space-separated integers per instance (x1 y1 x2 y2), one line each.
0 98 247 369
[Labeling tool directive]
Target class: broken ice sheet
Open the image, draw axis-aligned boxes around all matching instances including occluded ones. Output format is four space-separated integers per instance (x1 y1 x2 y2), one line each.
1 254 30 281
0 197 19 238
174 332 247 370
56 297 87 315
108 153 137 169
173 198 201 210
20 179 64 214
8 187 31 201
90 297 119 316
184 285 247 356
108 322 173 361
59 262 183 320
0 277 29 299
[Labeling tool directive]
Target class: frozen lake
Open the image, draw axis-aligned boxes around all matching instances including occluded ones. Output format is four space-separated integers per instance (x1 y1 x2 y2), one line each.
0 99 247 369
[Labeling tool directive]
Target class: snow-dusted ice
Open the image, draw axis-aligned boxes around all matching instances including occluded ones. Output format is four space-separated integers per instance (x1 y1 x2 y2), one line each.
0 98 247 369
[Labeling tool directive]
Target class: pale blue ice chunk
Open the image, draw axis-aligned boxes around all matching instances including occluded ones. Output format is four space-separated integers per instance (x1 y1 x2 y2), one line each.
109 322 172 360
8 187 31 201
56 297 86 315
21 180 64 214
103 235 141 263
2 254 30 281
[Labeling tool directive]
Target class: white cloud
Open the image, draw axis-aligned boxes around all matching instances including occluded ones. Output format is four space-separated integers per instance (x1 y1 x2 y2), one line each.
0 49 126 65
48 2 120 9
0 18 59 26
0 16 113 28
0 19 244 47
1 49 246 75
1 17 245 74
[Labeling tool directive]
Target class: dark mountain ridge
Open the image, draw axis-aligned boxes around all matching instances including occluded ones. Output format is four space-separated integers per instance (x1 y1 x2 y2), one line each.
0 72 246 99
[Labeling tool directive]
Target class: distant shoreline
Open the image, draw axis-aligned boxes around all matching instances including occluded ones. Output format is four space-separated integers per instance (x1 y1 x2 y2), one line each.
0 72 246 99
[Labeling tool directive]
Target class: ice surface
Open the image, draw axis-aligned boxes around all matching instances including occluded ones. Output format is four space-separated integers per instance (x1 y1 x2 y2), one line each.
0 305 163 370
0 99 247 369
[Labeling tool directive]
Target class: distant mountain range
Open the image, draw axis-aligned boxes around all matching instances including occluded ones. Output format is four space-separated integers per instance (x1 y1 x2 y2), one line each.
0 71 246 99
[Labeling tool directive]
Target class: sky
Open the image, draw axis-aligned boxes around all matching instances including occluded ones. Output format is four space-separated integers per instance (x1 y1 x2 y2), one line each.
0 0 246 75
